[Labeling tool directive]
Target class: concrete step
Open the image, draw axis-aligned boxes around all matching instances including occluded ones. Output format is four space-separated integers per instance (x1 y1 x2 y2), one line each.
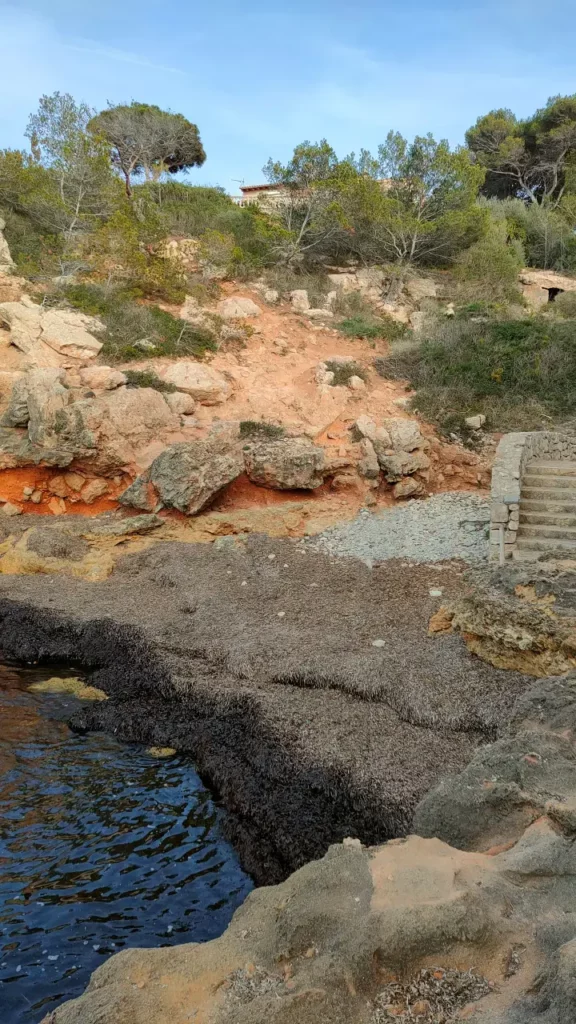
521 497 576 513
522 485 576 500
523 475 576 491
527 460 576 477
518 523 576 541
516 536 576 553
520 510 576 528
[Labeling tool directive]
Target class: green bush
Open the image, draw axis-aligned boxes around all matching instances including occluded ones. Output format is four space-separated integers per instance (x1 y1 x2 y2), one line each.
374 315 576 432
123 369 177 392
325 360 367 386
337 313 407 341
239 420 285 439
554 290 576 318
48 282 218 362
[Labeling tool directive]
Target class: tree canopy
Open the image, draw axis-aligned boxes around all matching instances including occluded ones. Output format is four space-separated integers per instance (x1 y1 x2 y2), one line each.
88 102 206 196
466 96 576 207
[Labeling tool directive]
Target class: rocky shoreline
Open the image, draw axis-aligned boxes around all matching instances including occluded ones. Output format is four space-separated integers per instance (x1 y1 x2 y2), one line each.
3 547 576 1021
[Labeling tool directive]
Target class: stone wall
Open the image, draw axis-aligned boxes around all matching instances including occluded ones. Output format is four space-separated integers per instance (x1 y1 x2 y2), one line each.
490 431 576 560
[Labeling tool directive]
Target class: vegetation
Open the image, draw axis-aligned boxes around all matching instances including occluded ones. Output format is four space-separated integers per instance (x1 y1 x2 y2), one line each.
123 369 177 392
47 282 217 362
239 421 285 439
325 360 367 386
377 313 576 432
337 312 407 341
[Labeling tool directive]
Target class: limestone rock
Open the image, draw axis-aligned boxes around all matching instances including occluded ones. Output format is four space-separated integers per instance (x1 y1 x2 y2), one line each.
0 218 14 271
77 387 180 473
393 477 425 499
354 415 391 447
79 366 127 391
376 449 431 482
217 296 261 319
243 437 325 490
465 414 486 430
380 417 425 452
290 289 310 313
264 288 279 304
357 438 380 480
404 276 437 301
0 299 103 368
164 391 196 415
80 479 109 504
307 307 333 319
0 271 25 303
162 361 231 405
0 372 27 426
348 374 365 391
0 501 22 516
119 438 244 515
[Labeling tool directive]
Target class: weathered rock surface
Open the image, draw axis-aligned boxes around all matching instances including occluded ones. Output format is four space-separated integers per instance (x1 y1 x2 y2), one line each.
289 288 310 312
78 366 127 391
376 449 431 482
0 217 14 271
162 361 231 404
120 437 244 514
0 298 103 367
0 270 25 303
243 437 325 490
217 296 261 319
76 386 180 472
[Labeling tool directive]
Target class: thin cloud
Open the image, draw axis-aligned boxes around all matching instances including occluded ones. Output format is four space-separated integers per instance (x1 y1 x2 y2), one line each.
65 42 188 77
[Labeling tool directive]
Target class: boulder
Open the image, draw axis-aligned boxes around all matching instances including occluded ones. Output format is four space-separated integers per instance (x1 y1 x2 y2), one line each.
79 367 127 391
404 276 437 301
164 391 196 415
357 438 380 480
162 361 231 405
354 415 391 446
348 374 365 391
0 298 103 368
465 414 486 430
0 218 14 271
119 438 244 515
77 387 181 472
264 288 279 304
393 477 425 499
376 449 431 482
290 289 310 313
380 417 425 452
0 371 26 425
80 479 109 504
217 296 261 319
307 307 333 319
244 437 325 490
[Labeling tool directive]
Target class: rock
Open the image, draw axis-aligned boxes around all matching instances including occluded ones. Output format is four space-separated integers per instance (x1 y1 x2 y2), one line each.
119 438 244 515
324 290 338 312
0 299 103 368
0 373 28 426
519 268 576 311
307 308 333 319
409 310 427 333
264 289 279 304
162 362 231 405
393 477 425 499
0 218 14 271
348 374 365 391
354 415 392 447
376 449 431 482
465 414 486 430
164 391 196 415
77 387 180 473
0 501 22 516
0 271 25 303
48 475 69 498
48 496 66 515
132 339 157 353
290 289 310 313
217 296 261 319
80 479 109 504
357 438 380 480
380 418 425 452
243 437 325 490
404 276 437 301
79 367 127 391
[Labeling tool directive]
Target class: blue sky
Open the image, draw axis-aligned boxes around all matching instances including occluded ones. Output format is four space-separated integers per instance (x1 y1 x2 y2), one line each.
2 0 575 194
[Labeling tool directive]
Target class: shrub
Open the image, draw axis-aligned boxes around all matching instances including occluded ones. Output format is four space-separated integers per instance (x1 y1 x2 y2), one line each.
325 360 367 386
454 218 524 302
239 420 285 439
263 268 330 307
337 313 407 341
124 369 177 392
554 290 576 318
375 314 576 432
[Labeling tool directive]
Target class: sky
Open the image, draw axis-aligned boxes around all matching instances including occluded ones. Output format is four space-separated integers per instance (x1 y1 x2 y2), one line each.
2 0 576 195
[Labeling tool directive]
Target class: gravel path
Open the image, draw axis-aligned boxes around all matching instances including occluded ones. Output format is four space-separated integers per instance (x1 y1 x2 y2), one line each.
309 492 490 564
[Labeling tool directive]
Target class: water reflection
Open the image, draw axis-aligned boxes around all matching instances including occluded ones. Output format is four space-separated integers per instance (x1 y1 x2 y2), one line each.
0 665 252 1024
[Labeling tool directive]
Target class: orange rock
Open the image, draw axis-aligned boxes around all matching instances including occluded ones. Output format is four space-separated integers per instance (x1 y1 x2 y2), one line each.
429 606 454 635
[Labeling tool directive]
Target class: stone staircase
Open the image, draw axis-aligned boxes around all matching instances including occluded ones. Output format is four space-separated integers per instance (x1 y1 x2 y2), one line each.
515 459 576 561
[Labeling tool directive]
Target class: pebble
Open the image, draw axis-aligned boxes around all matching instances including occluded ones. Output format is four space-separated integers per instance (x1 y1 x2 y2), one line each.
309 493 490 565
372 639 386 647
